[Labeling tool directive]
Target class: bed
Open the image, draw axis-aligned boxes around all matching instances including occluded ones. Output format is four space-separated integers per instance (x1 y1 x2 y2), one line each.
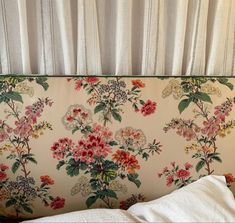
0 76 235 222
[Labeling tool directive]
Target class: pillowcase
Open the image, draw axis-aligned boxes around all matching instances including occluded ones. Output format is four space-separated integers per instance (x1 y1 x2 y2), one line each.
128 175 235 222
21 209 144 223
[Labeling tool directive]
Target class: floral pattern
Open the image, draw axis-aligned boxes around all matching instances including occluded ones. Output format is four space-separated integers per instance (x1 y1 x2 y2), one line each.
68 77 157 125
0 76 234 220
52 104 162 208
0 77 64 219
160 77 235 189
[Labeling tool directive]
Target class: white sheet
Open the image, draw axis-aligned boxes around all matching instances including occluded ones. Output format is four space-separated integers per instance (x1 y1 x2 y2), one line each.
21 208 144 223
128 175 235 222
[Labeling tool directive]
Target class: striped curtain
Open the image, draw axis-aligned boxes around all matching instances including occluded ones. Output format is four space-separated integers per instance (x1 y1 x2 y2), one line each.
0 0 235 76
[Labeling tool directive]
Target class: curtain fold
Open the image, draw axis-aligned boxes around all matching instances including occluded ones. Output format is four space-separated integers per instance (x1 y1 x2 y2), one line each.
0 0 234 75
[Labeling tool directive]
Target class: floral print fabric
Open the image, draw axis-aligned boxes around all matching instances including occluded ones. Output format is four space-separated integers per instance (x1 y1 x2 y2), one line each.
0 76 234 220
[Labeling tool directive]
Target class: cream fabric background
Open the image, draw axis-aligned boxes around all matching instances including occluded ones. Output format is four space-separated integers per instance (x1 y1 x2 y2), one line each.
0 0 235 76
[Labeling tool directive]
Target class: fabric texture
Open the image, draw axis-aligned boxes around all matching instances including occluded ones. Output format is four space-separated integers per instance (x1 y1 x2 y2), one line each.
0 76 235 220
128 175 235 222
21 209 144 223
0 0 235 75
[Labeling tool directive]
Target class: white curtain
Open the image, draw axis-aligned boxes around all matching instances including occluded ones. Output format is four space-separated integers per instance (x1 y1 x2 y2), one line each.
0 0 235 76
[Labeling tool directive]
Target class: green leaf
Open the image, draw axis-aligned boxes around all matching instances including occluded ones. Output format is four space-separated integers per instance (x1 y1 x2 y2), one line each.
193 92 212 103
66 158 87 177
21 204 33 214
98 189 117 199
36 77 49 91
11 161 20 174
139 100 145 105
5 198 17 208
56 160 65 170
111 110 122 122
3 91 23 103
0 96 5 104
217 78 234 90
196 160 205 172
26 157 37 164
86 196 98 208
109 141 118 146
127 173 141 188
94 103 106 114
211 156 222 163
178 98 191 114
142 152 149 161
72 126 80 134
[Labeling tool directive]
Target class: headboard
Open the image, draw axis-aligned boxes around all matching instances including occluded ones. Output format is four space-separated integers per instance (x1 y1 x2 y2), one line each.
0 76 235 220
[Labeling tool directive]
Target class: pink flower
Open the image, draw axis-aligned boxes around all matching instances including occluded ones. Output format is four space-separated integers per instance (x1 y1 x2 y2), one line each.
75 80 83 91
92 123 113 141
0 164 9 171
201 117 220 138
25 102 44 124
140 100 156 116
166 175 174 187
0 121 12 142
214 100 233 122
0 171 7 181
50 197 65 210
25 98 52 124
85 77 99 84
51 138 75 160
73 134 112 164
164 118 200 141
176 169 190 179
14 117 33 138
184 162 193 170
0 129 9 143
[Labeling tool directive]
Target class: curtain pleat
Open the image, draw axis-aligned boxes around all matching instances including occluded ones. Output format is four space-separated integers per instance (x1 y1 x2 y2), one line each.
17 0 31 73
77 0 102 75
55 0 75 74
115 0 132 75
0 0 234 76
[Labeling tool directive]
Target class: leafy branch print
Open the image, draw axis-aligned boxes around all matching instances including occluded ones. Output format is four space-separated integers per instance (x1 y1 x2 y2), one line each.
68 77 157 126
161 78 235 179
52 104 162 208
0 77 65 218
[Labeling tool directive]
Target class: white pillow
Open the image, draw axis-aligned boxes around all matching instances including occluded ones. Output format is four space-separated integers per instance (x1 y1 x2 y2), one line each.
21 209 144 223
128 175 235 222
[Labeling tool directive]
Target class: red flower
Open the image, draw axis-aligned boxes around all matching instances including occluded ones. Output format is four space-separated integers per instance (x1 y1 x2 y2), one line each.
0 171 7 181
176 169 190 179
75 80 83 91
166 175 174 187
40 175 54 185
112 150 140 173
224 173 235 184
50 197 65 209
85 77 99 84
140 100 156 116
0 164 9 171
132 80 145 88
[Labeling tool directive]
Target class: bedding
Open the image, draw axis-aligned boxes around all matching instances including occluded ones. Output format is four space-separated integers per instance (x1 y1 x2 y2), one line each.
21 209 144 223
21 175 235 222
0 76 235 220
128 175 235 222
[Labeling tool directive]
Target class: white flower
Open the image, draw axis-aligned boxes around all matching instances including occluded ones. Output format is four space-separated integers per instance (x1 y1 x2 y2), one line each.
15 82 34 97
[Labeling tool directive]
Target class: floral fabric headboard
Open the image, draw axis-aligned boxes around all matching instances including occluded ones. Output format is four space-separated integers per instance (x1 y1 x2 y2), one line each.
0 76 235 220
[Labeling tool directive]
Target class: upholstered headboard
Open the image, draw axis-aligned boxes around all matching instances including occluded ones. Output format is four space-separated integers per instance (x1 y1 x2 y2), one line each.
0 76 235 220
